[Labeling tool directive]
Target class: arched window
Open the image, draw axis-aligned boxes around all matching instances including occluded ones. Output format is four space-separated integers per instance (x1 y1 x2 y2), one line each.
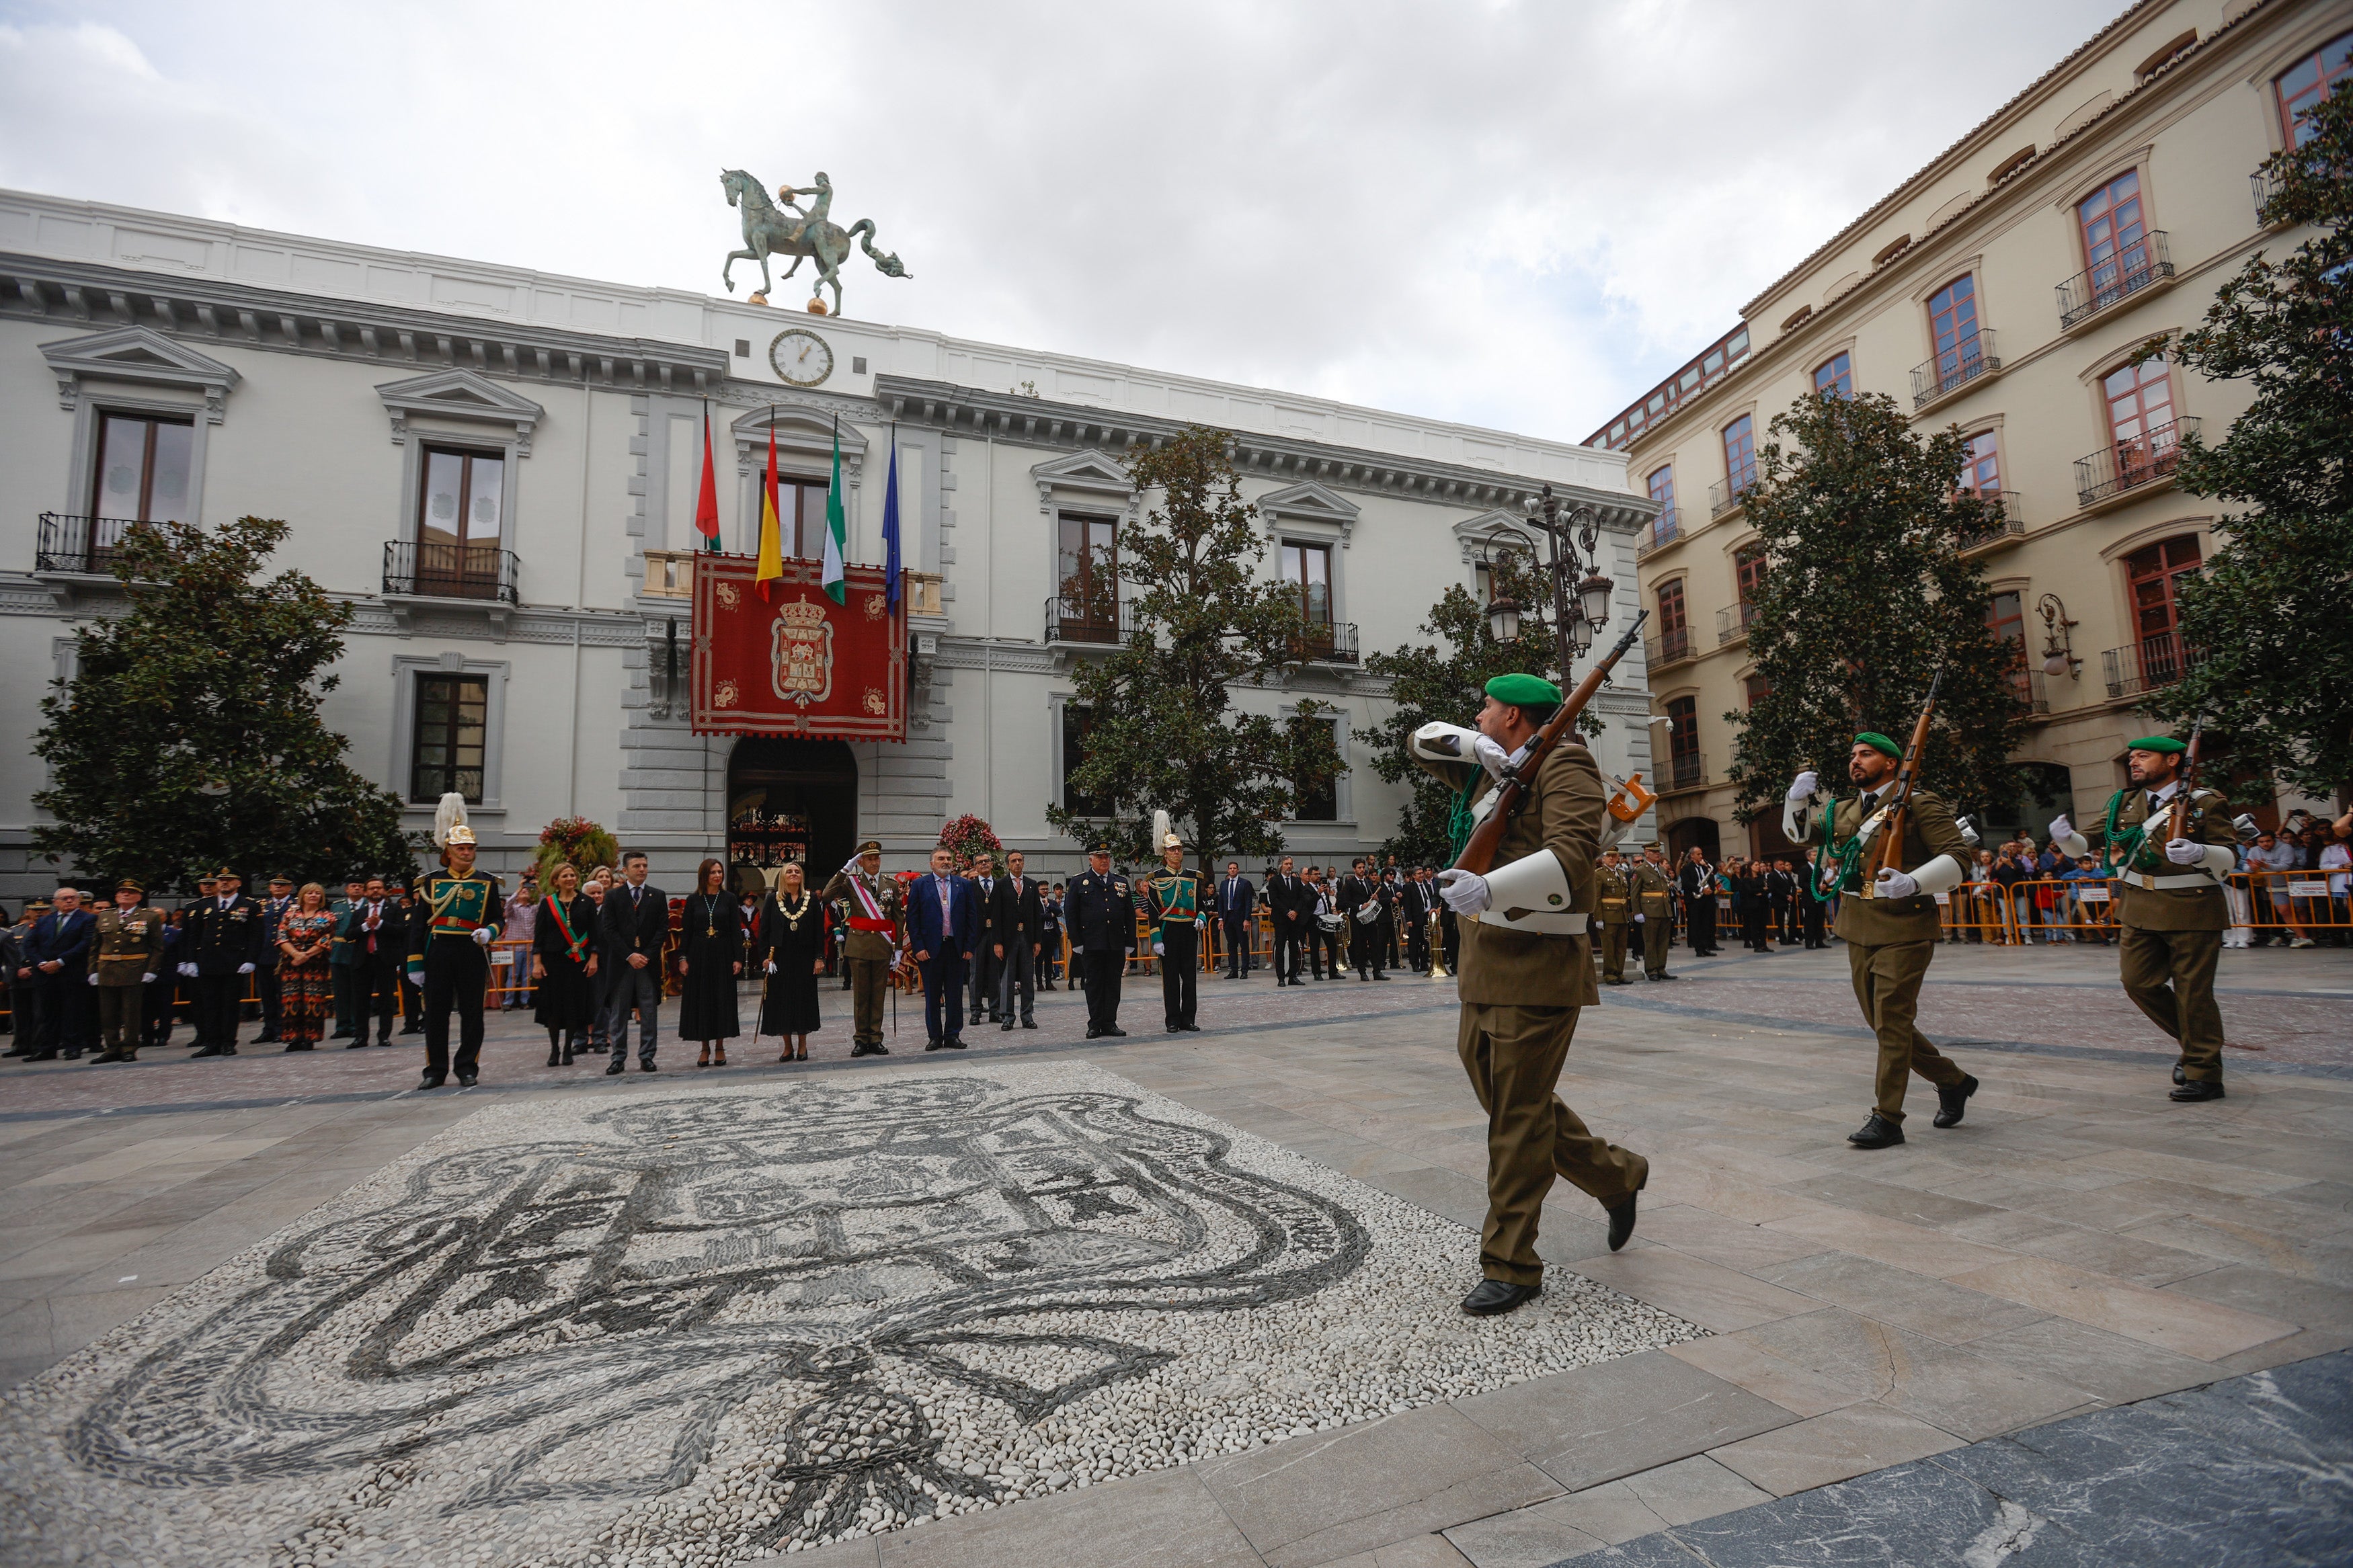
2077 170 2149 307
1812 353 1853 399
1722 415 1756 492
2104 356 2180 479
2276 31 2351 146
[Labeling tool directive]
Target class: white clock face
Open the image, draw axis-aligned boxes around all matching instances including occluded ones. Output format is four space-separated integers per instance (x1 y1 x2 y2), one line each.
769 329 834 388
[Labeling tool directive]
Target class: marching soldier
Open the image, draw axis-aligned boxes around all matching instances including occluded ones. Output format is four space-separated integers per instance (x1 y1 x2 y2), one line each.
182 870 264 1057
407 794 503 1089
1141 831 1205 1032
1419 673 1649 1318
1631 845 1677 981
2049 735 2237 1101
1594 849 1634 985
818 839 903 1057
1068 842 1132 1038
1786 733 1977 1148
89 879 163 1063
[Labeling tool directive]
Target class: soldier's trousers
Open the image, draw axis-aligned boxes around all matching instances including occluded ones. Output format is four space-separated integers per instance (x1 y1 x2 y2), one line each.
1599 923 1628 981
845 956 887 1046
1641 917 1670 976
1160 925 1197 1027
1457 1001 1647 1286
97 985 143 1052
1080 946 1123 1032
422 939 487 1080
1846 938 1966 1122
2120 925 2225 1083
194 975 243 1050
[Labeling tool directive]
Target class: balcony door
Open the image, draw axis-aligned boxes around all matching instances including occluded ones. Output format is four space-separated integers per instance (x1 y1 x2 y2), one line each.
1055 514 1118 638
2102 359 2178 486
1279 539 1334 657
2126 534 2200 688
2077 171 2147 303
1665 695 1700 790
418 447 504 598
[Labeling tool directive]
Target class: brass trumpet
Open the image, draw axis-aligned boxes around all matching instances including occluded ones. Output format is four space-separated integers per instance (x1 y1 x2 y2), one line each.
1427 907 1449 979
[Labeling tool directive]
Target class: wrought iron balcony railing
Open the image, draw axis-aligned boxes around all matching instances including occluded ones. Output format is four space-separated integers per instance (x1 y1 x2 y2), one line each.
2073 417 2196 508
1043 594 1135 647
1646 626 1695 669
1635 507 1681 560
1661 751 1707 793
2102 632 2202 700
383 540 521 604
2006 664 2052 715
35 511 145 574
1716 600 1758 645
1958 491 2025 550
1286 620 1359 665
1709 472 1757 518
1911 328 2001 408
2056 232 2173 329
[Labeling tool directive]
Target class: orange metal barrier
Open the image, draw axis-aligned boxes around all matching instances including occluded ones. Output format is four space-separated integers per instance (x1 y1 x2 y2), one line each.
1939 882 2020 944
2232 870 2352 937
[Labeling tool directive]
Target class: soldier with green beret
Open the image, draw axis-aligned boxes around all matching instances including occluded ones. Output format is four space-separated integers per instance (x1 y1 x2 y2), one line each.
1786 731 1979 1149
1414 672 1648 1319
2050 735 2237 1101
89 878 164 1063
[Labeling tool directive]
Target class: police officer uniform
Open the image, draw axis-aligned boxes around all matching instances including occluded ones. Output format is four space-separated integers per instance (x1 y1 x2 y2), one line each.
1068 846 1133 1038
1593 854 1634 984
1630 852 1676 979
408 796 504 1087
1141 834 1205 1032
818 841 904 1057
182 870 265 1057
90 880 164 1062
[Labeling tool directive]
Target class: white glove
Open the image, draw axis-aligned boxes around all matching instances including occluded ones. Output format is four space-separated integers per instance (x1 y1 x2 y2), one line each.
179 962 197 978
407 966 425 989
764 960 777 973
1786 770 1819 804
237 962 254 975
2048 814 2072 843
1435 868 1490 915
1471 733 1513 780
472 927 494 946
87 973 99 986
1874 867 1919 900
142 971 157 983
2165 837 2204 866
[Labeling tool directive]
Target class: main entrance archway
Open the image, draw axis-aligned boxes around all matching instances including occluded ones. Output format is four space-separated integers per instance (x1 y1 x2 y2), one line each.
725 738 857 888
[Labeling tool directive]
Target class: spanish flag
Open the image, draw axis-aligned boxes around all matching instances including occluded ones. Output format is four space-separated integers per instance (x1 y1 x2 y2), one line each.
754 409 783 601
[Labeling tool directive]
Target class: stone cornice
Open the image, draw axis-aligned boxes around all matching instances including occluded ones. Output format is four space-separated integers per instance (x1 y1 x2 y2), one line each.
875 376 1656 533
0 253 731 394
0 573 643 646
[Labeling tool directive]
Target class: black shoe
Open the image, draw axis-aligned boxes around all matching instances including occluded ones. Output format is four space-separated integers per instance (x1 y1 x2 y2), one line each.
344 1039 370 1050
547 1046 563 1067
1847 1112 1905 1149
1022 1018 1037 1029
606 1055 625 1075
456 1072 477 1088
1084 1028 1101 1040
1103 1026 1127 1037
375 1035 392 1048
1462 1278 1542 1317
284 1042 313 1052
869 1043 889 1055
417 1071 445 1089
1607 1171 1647 1251
1001 1020 1014 1032
561 1045 574 1065
1180 1023 1201 1032
639 1058 656 1072
1166 1025 1180 1034
925 1039 945 1052
1932 1075 1979 1128
945 1036 966 1050
2172 1063 2187 1085
191 1044 225 1058
1374 971 1391 981
2169 1079 2225 1102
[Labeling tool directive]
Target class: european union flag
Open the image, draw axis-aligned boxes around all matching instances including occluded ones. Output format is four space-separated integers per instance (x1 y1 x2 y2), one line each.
882 427 903 611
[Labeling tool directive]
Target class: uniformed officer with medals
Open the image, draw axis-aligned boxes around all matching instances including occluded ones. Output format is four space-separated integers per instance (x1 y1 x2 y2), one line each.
407 793 504 1089
2048 735 2237 1101
182 869 264 1057
1141 827 1205 1033
1630 845 1676 980
820 839 904 1057
1786 730 1978 1148
89 878 163 1063
1418 673 1650 1318
1068 842 1132 1038
1593 849 1634 985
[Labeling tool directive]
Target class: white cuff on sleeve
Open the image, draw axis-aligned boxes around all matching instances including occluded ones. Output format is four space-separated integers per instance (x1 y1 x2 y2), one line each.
2200 843 2237 878
2051 827 2089 858
1782 798 1812 845
1911 854 1966 897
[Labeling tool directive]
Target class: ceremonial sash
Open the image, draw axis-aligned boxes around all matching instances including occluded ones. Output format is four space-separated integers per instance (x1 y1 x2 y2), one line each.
544 895 590 964
840 864 893 932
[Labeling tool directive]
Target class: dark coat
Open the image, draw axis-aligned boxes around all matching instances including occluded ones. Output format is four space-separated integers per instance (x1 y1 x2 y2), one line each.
600 880 670 967
24 909 97 979
185 896 266 976
990 874 1047 948
337 899 409 970
906 872 978 960
1214 875 1256 924
1067 869 1133 952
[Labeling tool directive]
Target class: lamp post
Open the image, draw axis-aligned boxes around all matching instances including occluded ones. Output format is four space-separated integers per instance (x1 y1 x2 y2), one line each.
1484 485 1616 680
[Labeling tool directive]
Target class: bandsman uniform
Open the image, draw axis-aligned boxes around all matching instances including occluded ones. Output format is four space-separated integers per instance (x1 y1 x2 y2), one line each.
819 841 904 1057
1336 866 1391 981
1141 835 1205 1032
407 796 504 1087
1593 854 1634 984
2050 735 2237 1100
1630 853 1675 979
182 871 265 1057
91 881 163 1062
1787 732 1976 1147
1068 847 1133 1037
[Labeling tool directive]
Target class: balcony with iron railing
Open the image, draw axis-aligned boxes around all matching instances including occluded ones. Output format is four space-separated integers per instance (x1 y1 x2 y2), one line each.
1958 491 2025 552
2073 417 2196 509
34 511 145 575
2055 232 2174 329
1646 626 1696 670
1043 594 1136 647
1708 472 1757 519
2006 664 2052 716
1659 751 1707 794
383 540 520 604
1911 329 2001 409
1286 620 1359 665
2251 167 2286 227
2102 631 2202 700
1634 507 1682 561
1716 600 1757 645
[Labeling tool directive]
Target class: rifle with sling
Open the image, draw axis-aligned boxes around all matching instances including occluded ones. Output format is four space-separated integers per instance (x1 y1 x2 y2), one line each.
1860 671 1942 893
2165 720 2205 848
1451 608 1650 877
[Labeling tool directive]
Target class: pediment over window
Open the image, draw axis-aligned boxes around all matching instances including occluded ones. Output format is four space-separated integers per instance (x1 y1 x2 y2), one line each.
730 403 867 481
1032 448 1137 519
376 369 545 454
1451 509 1536 563
42 325 241 421
1257 480 1359 547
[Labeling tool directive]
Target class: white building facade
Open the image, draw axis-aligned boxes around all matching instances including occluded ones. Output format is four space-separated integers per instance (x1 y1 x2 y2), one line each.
0 190 1657 893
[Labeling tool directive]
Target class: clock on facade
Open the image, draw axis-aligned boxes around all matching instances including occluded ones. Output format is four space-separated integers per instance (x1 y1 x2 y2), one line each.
768 328 834 387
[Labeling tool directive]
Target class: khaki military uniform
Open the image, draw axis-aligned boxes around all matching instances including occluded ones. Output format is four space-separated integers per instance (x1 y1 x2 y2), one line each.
820 868 904 1050
2083 786 2236 1084
1630 860 1675 977
1796 790 1972 1122
1594 866 1632 982
91 905 163 1057
1417 742 1648 1288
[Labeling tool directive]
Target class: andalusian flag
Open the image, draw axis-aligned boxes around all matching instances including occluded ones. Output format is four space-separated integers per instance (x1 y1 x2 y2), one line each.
754 411 783 601
820 417 848 606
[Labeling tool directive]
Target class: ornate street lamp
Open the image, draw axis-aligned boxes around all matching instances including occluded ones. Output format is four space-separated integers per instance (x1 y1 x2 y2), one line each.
1507 485 1616 679
2037 592 2080 679
1485 593 1523 645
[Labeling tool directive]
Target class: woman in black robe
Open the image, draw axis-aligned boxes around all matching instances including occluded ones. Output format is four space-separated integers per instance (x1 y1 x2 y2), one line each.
755 860 826 1061
531 862 600 1065
678 857 742 1067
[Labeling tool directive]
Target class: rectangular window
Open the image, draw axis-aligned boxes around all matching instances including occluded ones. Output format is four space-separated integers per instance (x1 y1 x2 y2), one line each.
1959 430 2001 495
1055 513 1119 637
788 478 831 559
1734 544 1767 606
1722 415 1756 493
2103 358 2178 480
1987 589 2032 707
1647 465 1678 540
1665 695 1700 788
1060 704 1107 817
1743 673 1773 709
1293 718 1340 822
1927 275 1984 391
2126 534 2202 688
1278 540 1332 625
1657 577 1689 662
2078 171 2147 292
2277 32 2351 145
411 674 487 803
418 446 505 595
1812 353 1853 399
90 412 194 523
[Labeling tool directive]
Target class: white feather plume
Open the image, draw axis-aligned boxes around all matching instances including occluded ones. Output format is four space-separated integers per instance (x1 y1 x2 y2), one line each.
432 792 468 851
1152 809 1172 850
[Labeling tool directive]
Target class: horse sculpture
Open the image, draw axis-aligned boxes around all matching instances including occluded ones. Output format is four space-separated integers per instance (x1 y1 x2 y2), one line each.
720 168 909 317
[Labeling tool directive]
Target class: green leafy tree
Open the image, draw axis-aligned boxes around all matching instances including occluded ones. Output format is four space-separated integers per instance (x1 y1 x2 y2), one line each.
32 515 419 893
1363 548 1595 866
2137 86 2352 796
1044 427 1343 870
1728 390 2026 825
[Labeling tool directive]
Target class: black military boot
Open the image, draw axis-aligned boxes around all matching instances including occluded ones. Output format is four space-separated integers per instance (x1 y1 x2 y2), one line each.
1461 1278 1542 1317
2169 1078 2225 1102
1847 1112 1905 1149
1931 1075 1979 1129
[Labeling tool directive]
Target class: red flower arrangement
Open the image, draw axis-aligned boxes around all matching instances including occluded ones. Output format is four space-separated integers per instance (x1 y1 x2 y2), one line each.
934 814 1004 868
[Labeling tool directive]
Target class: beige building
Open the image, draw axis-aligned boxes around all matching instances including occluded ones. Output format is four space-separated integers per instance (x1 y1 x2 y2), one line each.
1590 0 2349 860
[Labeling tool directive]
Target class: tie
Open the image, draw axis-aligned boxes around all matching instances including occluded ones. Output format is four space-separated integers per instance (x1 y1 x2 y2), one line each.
1862 792 1878 814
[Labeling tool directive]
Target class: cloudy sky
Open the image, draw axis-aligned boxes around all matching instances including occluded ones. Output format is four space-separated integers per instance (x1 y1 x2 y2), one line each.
1 0 2121 442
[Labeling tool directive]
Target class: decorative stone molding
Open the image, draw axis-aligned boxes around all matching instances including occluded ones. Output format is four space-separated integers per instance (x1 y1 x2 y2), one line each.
1253 480 1359 550
729 402 867 484
1030 448 1138 522
40 323 240 422
1451 509 1538 565
376 368 545 454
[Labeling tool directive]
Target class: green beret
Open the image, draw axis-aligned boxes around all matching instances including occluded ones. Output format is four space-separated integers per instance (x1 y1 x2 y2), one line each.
2126 735 2187 755
1854 732 1902 758
1486 673 1563 707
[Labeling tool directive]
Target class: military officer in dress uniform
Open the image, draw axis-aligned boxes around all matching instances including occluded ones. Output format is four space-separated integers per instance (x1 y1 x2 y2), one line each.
2049 735 2238 1101
407 794 504 1089
1630 845 1677 981
1141 832 1205 1032
181 870 264 1057
1594 849 1634 985
1421 673 1650 1318
1068 843 1133 1038
819 839 904 1057
89 879 163 1063
1787 733 1979 1148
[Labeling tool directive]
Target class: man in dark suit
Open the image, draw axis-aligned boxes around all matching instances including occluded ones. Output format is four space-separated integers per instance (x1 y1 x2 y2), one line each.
180 868 264 1057
908 845 978 1050
253 874 294 1041
1677 850 1720 956
599 850 668 1074
1266 856 1308 986
1068 843 1133 1037
1398 867 1433 973
21 886 96 1061
1336 858 1390 981
1215 861 1256 979
992 850 1045 1030
340 878 407 1046
966 852 1002 1024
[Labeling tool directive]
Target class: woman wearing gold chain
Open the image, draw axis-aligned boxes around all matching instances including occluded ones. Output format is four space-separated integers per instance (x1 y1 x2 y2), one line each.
678 858 742 1067
755 860 826 1061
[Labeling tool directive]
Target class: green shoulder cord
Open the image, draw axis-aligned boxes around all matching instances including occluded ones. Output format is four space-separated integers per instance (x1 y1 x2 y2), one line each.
2102 788 2151 875
1443 774 1485 862
1813 798 1868 899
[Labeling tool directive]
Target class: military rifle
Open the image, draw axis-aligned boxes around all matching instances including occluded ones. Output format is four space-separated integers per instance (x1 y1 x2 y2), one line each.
1862 671 1942 892
2165 720 2205 848
1452 608 1650 877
